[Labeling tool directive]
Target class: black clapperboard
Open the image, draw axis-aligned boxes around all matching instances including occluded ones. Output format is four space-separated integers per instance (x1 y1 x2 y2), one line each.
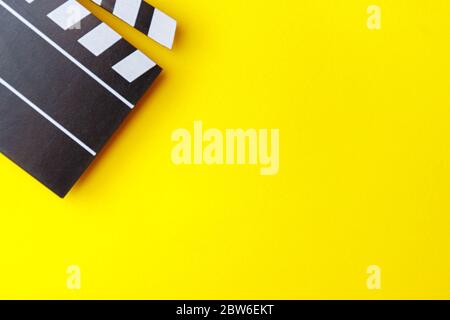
0 0 177 197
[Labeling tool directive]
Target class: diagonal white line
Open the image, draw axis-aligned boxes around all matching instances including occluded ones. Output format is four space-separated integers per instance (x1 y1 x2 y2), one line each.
0 77 97 156
0 0 135 109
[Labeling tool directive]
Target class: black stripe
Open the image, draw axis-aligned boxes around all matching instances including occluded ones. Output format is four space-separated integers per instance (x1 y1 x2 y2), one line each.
0 85 94 198
134 2 154 35
100 0 116 13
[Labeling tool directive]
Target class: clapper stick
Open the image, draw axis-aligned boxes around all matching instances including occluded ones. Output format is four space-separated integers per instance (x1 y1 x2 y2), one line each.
0 0 163 197
89 0 177 49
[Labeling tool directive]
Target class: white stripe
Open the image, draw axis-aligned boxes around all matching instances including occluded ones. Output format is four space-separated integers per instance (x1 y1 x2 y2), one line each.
113 0 141 26
112 50 156 83
0 0 134 109
0 77 96 156
78 23 121 56
148 8 177 49
47 0 90 31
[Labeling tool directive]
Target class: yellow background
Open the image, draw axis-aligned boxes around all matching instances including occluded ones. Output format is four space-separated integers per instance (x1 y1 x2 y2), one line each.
0 0 450 299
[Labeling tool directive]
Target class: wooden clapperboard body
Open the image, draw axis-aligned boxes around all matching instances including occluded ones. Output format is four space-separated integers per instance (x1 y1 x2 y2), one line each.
0 0 176 197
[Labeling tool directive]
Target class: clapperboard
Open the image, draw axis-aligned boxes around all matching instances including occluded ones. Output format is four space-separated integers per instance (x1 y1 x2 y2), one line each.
0 0 177 197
